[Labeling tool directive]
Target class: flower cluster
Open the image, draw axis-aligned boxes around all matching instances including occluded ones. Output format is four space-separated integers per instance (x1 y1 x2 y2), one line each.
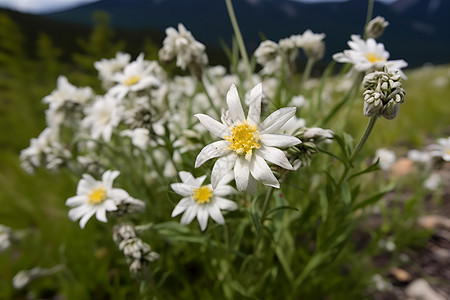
362 68 406 119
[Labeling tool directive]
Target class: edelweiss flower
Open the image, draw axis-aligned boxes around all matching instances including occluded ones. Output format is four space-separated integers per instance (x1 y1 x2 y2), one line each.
254 40 282 75
66 170 129 228
108 53 161 99
171 171 237 231
294 29 326 60
195 83 301 192
333 35 407 75
159 23 208 70
94 52 131 85
43 76 93 111
81 95 123 142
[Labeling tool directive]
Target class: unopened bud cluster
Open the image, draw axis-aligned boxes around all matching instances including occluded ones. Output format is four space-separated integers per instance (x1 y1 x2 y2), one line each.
362 69 405 120
113 224 159 276
287 127 334 169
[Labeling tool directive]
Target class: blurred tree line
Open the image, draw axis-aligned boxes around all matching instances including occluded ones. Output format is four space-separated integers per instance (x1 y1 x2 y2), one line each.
0 10 160 153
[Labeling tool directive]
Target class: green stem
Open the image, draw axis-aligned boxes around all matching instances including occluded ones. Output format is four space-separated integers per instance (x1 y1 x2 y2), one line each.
350 115 378 163
225 0 253 84
261 186 275 221
363 0 375 39
200 75 222 119
301 57 315 88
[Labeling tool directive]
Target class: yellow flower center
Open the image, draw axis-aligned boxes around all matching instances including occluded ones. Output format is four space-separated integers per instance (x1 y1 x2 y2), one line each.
225 120 261 158
445 149 450 156
365 52 386 63
193 186 213 204
88 187 107 204
124 76 141 86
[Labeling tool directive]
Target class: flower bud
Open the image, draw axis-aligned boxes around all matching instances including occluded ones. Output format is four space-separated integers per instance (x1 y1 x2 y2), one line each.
362 68 405 119
365 16 389 39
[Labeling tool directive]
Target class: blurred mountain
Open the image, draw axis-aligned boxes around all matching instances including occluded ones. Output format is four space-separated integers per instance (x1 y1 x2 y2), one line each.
42 0 450 67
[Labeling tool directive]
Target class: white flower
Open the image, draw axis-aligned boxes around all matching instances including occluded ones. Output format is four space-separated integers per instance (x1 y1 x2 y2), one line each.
108 53 161 99
94 52 131 84
424 173 443 191
295 29 326 60
43 76 93 111
66 170 129 228
428 137 450 162
279 116 306 135
254 40 282 75
333 35 407 75
159 23 208 70
374 148 396 171
20 127 71 173
407 149 433 167
121 128 150 150
0 225 11 253
81 95 123 142
171 171 238 231
194 83 301 192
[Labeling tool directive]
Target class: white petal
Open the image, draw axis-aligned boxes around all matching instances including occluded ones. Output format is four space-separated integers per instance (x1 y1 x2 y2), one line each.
103 200 118 211
211 152 237 189
195 114 229 138
246 174 258 194
216 197 238 211
109 188 129 201
77 175 96 195
195 140 230 168
247 83 262 125
216 170 235 186
192 175 207 187
261 134 301 148
234 157 250 192
208 205 225 224
170 183 192 197
258 146 294 170
102 170 120 189
66 195 86 207
250 155 280 188
68 205 89 221
226 84 245 123
179 171 194 184
214 184 237 197
79 208 97 229
95 208 107 223
171 198 192 217
259 107 297 134
196 207 209 231
180 205 197 225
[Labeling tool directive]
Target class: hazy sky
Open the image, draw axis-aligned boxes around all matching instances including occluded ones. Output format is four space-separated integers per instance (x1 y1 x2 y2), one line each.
0 0 398 14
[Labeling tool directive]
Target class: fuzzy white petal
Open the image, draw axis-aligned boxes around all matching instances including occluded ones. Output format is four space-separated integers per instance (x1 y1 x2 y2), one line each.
68 205 90 221
247 83 262 125
215 197 238 211
66 195 86 207
226 84 245 123
261 134 301 148
234 156 250 192
214 185 237 197
259 107 297 134
211 153 237 189
197 207 209 231
208 205 225 224
95 208 107 223
259 146 294 170
102 170 120 189
170 183 192 197
250 155 280 188
195 140 230 168
195 114 229 138
79 208 97 229
180 205 197 225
